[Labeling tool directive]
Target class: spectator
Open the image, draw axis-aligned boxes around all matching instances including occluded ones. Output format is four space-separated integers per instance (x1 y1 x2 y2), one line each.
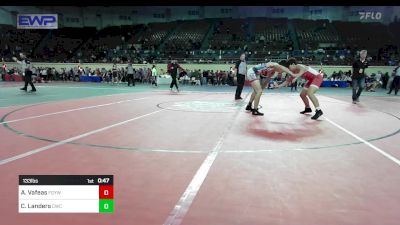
31 66 39 83
208 70 215 85
127 62 135 86
227 69 234 86
107 70 113 83
216 70 223 86
387 61 400 95
366 73 382 92
41 68 48 83
221 71 228 85
192 69 201 84
201 70 208 85
112 63 118 84
183 73 190 85
1 58 6 81
138 68 144 83
120 68 126 83
382 72 390 89
151 65 158 87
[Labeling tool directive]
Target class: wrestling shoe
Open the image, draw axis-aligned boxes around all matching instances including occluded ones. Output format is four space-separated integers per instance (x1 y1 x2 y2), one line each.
252 109 264 116
245 104 253 111
300 107 312 114
311 109 323 120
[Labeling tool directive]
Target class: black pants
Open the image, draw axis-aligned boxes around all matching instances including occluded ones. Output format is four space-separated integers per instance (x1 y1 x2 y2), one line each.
207 77 215 85
170 75 178 89
382 77 388 89
23 72 36 91
152 76 157 86
228 76 234 86
127 73 135 86
388 76 400 95
235 74 245 99
352 77 365 101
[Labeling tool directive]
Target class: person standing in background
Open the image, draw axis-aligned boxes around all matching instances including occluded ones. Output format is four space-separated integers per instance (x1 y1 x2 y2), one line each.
387 61 400 95
112 63 118 84
382 72 389 89
41 67 48 83
167 59 185 92
351 50 369 104
202 70 208 85
120 67 126 84
233 53 247 100
1 58 7 81
127 62 135 87
31 66 38 83
13 52 36 92
151 65 158 87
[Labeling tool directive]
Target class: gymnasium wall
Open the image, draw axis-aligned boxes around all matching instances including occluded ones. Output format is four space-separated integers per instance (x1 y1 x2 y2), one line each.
0 9 13 25
0 6 398 28
4 62 397 76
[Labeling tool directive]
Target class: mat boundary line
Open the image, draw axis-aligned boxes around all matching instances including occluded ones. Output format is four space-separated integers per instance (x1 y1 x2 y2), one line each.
0 109 165 165
0 97 149 125
162 91 251 225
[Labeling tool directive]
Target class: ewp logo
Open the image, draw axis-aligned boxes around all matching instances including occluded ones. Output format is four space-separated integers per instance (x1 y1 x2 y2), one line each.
17 14 58 29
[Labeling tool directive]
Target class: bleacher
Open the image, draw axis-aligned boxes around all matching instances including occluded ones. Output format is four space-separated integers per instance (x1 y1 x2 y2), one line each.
135 22 177 51
163 20 210 55
293 19 340 50
252 18 289 49
249 18 291 59
0 24 47 59
333 21 394 50
78 25 141 62
388 22 400 40
207 19 249 51
35 27 96 62
0 18 399 65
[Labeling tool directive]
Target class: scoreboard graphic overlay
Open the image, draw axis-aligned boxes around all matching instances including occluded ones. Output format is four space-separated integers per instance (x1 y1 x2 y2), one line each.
18 175 114 213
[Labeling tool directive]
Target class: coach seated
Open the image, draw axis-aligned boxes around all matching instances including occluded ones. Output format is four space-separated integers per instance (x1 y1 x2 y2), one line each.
365 73 382 92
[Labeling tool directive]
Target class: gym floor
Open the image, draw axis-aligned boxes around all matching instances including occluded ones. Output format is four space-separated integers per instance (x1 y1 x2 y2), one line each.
0 82 399 225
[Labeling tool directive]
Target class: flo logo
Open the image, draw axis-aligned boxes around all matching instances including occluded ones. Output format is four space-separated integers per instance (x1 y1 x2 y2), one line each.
359 12 382 20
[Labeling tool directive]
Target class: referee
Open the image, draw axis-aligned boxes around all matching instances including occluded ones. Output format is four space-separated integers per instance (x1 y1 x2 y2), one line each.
351 50 368 104
13 53 36 92
233 53 247 100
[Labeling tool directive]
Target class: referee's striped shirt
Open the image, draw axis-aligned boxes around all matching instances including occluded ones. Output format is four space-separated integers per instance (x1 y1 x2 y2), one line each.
16 58 32 75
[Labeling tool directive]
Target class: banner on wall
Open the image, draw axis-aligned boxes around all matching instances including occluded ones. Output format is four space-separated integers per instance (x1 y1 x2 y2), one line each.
17 14 58 29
